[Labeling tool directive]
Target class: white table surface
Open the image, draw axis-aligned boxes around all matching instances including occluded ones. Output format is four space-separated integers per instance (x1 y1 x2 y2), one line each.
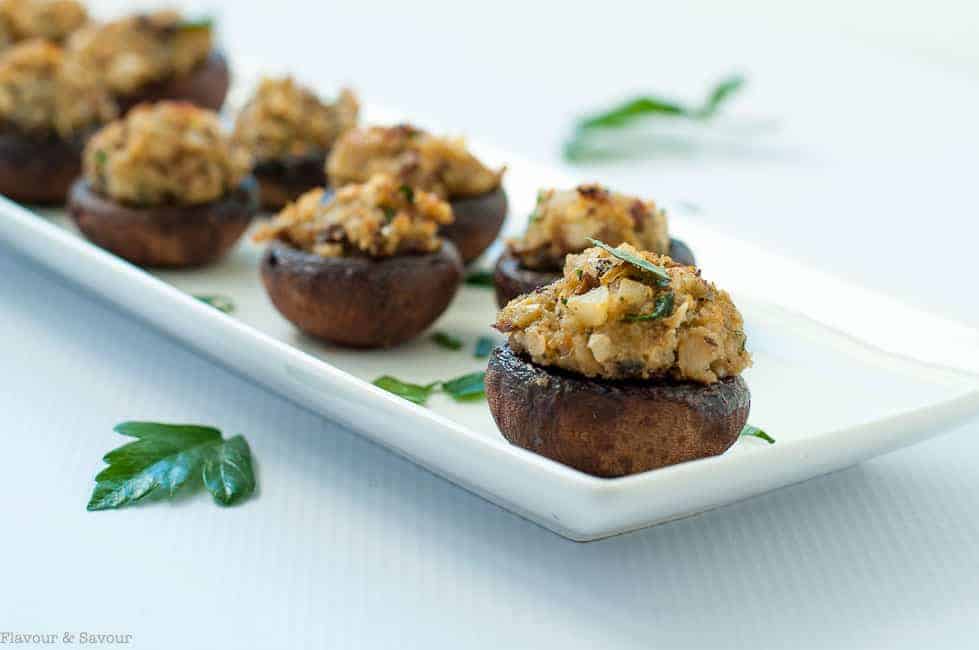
3 1 979 648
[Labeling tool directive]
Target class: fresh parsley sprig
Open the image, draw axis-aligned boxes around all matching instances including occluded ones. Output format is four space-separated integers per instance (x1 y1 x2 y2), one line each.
87 422 256 511
564 74 746 162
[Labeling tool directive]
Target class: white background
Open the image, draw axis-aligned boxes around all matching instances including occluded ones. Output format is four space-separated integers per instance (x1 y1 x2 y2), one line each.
3 1 979 648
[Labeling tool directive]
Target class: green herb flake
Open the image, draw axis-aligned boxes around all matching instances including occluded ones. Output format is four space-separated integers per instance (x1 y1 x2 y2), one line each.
623 292 674 322
474 336 495 358
87 422 256 511
587 238 671 284
740 424 775 444
399 184 415 203
382 206 396 222
442 372 486 401
178 16 215 32
94 149 107 166
194 294 234 314
431 331 463 351
465 270 494 287
373 376 438 405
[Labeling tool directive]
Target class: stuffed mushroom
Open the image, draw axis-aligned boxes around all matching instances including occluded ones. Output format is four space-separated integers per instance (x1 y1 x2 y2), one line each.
233 77 358 209
62 11 230 113
254 173 464 348
0 39 115 203
327 123 506 264
494 184 695 308
0 0 88 51
67 101 256 267
486 242 751 478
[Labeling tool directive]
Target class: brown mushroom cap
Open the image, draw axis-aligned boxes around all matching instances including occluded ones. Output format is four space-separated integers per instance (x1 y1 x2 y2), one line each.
260 239 464 348
492 238 697 308
115 50 230 114
252 151 327 210
442 186 507 264
0 129 84 204
485 343 749 477
67 176 258 267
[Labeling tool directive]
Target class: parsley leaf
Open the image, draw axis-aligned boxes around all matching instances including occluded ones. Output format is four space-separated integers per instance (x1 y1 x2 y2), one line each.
87 422 257 511
373 376 438 405
564 74 746 162
441 372 485 401
178 16 214 31
464 270 494 287
372 372 486 404
474 336 495 358
202 435 256 506
623 292 674 322
399 184 415 203
431 331 463 351
587 238 671 284
740 424 775 444
194 294 234 314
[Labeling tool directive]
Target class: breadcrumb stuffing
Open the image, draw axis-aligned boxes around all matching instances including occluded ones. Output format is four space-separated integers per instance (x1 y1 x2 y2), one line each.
63 10 212 95
253 173 453 258
508 184 670 270
496 243 751 383
83 101 250 206
0 38 115 136
233 77 358 161
327 124 503 199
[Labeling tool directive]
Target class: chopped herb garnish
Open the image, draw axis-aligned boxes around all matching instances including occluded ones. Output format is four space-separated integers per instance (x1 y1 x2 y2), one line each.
178 16 215 31
373 376 438 405
442 372 485 401
431 331 463 351
474 336 495 358
575 268 583 280
465 270 494 287
94 149 107 166
740 424 775 444
382 206 396 222
194 294 234 314
399 184 415 203
623 292 674 322
587 238 671 285
563 74 746 162
86 422 256 511
372 372 486 404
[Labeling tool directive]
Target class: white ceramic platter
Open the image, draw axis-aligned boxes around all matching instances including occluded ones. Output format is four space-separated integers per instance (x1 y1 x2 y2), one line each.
3 105 979 540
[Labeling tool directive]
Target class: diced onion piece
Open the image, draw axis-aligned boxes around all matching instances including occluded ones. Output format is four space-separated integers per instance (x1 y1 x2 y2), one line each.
567 285 610 328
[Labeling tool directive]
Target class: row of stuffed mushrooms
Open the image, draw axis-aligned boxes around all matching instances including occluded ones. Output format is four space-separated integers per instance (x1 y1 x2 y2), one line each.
0 4 753 480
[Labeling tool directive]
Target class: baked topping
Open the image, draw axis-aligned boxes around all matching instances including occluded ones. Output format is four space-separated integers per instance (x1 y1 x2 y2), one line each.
327 124 503 199
0 38 115 136
508 184 670 270
233 77 358 161
495 243 750 383
63 11 212 95
0 0 87 47
253 173 452 258
83 101 250 206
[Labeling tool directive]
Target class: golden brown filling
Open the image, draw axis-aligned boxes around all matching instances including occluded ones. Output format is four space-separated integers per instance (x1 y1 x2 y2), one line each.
253 173 453 258
0 0 86 48
83 101 250 206
0 38 114 136
63 10 212 95
327 124 503 199
496 243 751 383
508 184 670 270
233 77 358 162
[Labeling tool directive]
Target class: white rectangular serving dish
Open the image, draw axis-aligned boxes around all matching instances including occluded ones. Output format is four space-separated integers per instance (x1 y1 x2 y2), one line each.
3 119 979 541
